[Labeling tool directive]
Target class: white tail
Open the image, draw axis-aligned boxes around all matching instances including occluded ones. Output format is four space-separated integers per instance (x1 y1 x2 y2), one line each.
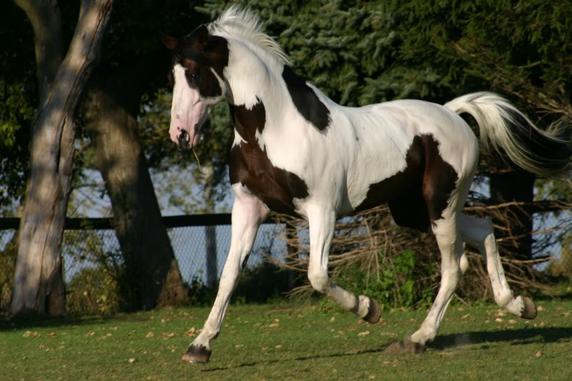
445 92 571 176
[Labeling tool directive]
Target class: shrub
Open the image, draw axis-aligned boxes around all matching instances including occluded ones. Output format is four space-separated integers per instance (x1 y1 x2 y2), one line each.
0 237 17 315
66 266 121 315
334 249 434 309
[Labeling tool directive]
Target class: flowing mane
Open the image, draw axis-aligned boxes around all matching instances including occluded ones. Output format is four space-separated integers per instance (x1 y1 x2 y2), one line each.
208 6 289 65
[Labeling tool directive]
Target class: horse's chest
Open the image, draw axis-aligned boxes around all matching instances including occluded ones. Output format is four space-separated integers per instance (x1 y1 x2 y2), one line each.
229 142 309 215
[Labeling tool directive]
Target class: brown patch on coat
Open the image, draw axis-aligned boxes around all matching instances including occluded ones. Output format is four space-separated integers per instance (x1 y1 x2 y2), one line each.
356 134 458 231
282 66 331 131
229 100 309 215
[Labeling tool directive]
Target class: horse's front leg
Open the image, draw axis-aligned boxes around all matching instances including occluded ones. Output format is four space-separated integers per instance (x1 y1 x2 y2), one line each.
183 185 268 364
306 204 381 323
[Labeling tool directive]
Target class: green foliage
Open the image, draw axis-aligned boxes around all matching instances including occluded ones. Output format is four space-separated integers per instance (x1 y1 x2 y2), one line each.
186 261 299 306
0 235 17 314
234 262 299 304
0 83 33 149
198 0 572 126
66 267 121 316
335 250 434 309
63 230 124 314
0 81 34 211
4 0 570 213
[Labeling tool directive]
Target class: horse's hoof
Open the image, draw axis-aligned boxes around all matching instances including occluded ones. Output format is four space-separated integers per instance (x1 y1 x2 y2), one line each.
363 298 381 324
520 296 537 320
181 345 211 364
384 337 425 354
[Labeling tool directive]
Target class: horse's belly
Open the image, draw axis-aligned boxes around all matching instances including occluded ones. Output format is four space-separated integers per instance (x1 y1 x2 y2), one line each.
347 133 458 232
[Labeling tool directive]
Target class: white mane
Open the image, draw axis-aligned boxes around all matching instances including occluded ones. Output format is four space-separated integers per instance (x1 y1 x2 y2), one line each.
209 6 289 65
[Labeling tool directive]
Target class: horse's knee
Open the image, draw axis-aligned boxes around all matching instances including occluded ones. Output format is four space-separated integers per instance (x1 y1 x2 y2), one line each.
308 268 329 293
442 266 461 287
459 252 469 274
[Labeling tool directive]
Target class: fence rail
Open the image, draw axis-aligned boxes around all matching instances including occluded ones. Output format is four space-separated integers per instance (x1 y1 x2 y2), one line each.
0 214 286 230
0 214 290 291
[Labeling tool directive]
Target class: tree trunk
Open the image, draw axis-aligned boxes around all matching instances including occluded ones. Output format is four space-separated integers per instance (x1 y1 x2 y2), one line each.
14 0 64 103
11 0 113 316
204 225 218 288
87 71 188 310
201 165 218 288
490 170 536 260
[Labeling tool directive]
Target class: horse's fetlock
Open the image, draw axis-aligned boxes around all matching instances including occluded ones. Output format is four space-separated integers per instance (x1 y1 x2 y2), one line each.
308 270 329 293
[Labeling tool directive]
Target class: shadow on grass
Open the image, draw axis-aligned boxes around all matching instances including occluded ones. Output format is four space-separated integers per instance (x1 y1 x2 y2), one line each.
431 326 572 350
200 346 388 372
0 312 151 332
201 326 572 372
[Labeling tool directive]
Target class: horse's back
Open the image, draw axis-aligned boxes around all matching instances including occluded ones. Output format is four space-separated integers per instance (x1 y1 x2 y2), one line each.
352 99 478 175
341 98 479 220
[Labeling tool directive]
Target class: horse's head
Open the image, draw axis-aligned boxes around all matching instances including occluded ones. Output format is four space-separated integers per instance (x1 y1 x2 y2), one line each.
162 25 229 149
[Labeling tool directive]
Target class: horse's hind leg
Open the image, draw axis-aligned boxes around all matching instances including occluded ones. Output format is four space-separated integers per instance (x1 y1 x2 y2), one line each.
459 213 537 319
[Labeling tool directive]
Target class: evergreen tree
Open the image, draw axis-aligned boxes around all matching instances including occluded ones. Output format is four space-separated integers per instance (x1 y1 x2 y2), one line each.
196 0 571 260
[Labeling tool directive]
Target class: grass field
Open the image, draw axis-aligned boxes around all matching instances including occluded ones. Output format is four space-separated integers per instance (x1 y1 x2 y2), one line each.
2 298 572 380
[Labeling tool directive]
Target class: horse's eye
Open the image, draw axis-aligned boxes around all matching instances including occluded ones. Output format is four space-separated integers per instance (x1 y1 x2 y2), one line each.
186 70 200 86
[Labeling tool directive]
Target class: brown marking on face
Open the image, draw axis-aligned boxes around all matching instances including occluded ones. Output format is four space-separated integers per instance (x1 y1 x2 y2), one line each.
355 134 458 231
229 100 309 215
171 25 229 98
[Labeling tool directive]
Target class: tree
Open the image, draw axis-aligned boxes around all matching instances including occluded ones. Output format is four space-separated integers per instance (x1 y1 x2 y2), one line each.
79 0 211 308
11 0 113 316
0 3 43 214
85 61 188 309
388 0 572 259
3 0 217 312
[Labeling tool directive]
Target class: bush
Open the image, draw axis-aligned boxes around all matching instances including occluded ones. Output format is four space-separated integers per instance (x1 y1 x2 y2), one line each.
334 249 434 309
0 237 17 315
66 267 121 315
187 261 301 306
275 207 440 309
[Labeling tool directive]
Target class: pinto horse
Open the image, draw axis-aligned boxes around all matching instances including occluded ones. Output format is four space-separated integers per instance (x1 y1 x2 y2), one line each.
163 7 571 363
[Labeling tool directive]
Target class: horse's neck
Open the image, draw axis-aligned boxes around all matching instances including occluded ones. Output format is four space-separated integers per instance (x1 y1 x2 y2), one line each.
226 62 290 138
224 41 340 142
224 39 283 106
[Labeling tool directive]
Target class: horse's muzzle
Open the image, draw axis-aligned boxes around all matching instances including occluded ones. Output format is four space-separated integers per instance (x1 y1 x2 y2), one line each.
177 129 191 150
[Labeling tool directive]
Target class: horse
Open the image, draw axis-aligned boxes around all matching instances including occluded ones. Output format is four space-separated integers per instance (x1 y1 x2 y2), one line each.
162 7 571 363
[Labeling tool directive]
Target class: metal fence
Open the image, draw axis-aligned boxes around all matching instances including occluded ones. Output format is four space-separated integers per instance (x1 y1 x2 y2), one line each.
0 215 290 288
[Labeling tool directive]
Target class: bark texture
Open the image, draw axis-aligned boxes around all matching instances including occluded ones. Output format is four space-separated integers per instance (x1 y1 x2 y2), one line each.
11 0 113 316
87 67 188 310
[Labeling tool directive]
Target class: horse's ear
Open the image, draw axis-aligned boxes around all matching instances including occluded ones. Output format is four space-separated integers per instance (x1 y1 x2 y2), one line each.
161 34 179 51
189 24 210 50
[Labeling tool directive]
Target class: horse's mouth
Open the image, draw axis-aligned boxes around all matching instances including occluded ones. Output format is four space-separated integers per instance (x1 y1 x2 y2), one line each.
177 129 191 150
177 124 201 150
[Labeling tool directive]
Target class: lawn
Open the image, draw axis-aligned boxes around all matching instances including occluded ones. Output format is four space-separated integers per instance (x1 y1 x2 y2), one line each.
1 298 572 380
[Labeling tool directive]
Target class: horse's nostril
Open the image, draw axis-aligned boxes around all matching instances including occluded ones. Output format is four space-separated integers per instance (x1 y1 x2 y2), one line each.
177 130 190 150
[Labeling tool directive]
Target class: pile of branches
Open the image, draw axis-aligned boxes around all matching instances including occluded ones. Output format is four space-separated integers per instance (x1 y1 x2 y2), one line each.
463 198 572 296
271 206 439 303
269 199 572 304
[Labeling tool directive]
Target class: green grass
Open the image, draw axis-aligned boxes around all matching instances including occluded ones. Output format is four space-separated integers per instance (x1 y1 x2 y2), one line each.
2 299 572 380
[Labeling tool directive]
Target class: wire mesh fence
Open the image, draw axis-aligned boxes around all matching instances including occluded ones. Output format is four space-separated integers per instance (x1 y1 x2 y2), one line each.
1 200 570 315
0 218 290 289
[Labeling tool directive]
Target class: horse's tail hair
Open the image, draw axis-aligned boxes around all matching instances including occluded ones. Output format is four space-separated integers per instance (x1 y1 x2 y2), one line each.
445 92 571 176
